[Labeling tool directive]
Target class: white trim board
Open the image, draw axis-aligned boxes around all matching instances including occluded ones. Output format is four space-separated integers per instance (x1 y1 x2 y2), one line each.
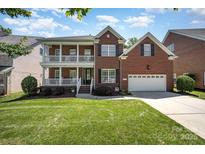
121 32 175 58
95 26 126 42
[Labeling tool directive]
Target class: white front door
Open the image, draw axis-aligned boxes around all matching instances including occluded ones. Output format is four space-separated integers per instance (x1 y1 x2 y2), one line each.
128 74 166 91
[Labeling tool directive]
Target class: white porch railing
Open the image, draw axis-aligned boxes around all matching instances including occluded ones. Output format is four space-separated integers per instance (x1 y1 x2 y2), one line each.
62 55 77 62
76 78 81 95
79 56 94 62
43 56 60 63
43 55 94 63
44 78 77 86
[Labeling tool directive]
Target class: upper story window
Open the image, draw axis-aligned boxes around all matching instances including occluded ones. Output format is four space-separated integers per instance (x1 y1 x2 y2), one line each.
84 49 91 55
55 49 60 56
141 44 154 56
144 44 151 56
101 45 116 56
69 49 77 55
167 43 175 53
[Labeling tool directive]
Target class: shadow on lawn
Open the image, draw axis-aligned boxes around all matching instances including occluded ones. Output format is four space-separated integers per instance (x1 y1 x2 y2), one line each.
0 94 75 103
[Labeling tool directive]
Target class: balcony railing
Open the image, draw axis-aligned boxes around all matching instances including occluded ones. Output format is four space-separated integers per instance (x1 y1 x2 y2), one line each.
44 78 77 86
78 55 94 62
43 55 94 63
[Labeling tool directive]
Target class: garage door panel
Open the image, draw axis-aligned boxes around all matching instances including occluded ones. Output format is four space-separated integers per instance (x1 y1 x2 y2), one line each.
128 74 166 91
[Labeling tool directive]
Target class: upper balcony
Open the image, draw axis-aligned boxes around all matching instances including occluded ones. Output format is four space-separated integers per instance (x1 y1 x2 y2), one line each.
43 55 94 63
41 43 94 67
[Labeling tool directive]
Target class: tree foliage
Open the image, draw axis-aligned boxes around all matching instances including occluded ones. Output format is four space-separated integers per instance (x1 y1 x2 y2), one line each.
64 8 91 20
0 8 90 57
124 37 138 49
0 37 31 58
0 8 31 35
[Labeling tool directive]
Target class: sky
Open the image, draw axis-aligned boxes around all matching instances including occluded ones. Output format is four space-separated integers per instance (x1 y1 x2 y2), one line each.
1 8 205 41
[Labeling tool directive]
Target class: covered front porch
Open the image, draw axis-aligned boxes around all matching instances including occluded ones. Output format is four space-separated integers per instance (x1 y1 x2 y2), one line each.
42 67 94 86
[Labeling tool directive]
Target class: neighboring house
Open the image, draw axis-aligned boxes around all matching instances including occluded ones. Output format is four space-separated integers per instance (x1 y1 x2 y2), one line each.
40 26 176 94
163 28 205 90
0 32 43 94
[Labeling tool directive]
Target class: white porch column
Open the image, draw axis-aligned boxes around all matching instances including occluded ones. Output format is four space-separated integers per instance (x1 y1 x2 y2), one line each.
77 67 79 81
42 44 45 62
60 43 62 62
59 67 62 86
77 43 79 62
42 67 45 85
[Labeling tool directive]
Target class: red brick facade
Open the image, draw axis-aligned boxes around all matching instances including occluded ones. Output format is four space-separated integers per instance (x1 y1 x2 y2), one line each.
121 37 174 91
164 32 205 89
94 31 123 88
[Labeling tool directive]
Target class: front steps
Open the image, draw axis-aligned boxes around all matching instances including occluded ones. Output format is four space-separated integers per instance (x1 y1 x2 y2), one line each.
78 85 90 94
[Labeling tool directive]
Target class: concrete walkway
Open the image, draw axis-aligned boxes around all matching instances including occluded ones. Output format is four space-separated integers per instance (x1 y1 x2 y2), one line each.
131 92 205 140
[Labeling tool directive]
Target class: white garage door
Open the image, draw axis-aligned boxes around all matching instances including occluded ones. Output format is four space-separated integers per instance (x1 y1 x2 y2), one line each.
128 74 166 91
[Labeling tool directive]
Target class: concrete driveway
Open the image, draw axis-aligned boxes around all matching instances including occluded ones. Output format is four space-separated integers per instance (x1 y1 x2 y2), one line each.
131 92 205 140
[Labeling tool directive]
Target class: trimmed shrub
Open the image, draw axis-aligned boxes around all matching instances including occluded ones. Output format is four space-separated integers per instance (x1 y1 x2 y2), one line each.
40 87 52 96
21 75 38 96
176 75 195 92
52 87 65 95
185 73 196 81
94 85 116 96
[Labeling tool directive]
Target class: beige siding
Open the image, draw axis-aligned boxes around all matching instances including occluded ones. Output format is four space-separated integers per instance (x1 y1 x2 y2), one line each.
8 45 42 93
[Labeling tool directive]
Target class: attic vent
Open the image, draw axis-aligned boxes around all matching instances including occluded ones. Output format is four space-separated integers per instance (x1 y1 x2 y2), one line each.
107 34 110 38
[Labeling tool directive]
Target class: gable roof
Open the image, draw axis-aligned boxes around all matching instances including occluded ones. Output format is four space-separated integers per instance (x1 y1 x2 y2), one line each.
121 32 175 57
0 35 43 47
39 35 94 42
163 28 205 43
95 26 126 42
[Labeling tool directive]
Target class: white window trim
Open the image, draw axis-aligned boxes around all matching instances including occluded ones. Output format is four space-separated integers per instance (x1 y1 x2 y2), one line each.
143 44 151 56
101 44 116 57
167 43 175 53
70 69 77 78
101 69 116 83
84 49 91 55
69 49 77 55
54 69 60 78
55 49 60 55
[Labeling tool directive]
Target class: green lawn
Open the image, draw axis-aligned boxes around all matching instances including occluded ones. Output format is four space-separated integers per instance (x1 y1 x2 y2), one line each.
189 90 205 100
174 88 205 100
0 93 204 144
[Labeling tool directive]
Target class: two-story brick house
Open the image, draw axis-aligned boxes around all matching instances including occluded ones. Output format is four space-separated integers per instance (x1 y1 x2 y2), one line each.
40 26 176 94
163 29 205 90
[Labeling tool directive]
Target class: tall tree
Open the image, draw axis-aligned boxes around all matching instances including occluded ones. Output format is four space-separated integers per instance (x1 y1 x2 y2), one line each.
124 37 138 49
0 8 90 57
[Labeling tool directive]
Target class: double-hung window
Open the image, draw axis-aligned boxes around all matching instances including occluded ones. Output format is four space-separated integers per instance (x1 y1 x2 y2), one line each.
101 45 116 56
54 49 60 62
143 44 152 56
69 49 77 61
54 68 60 78
167 43 175 53
101 69 116 83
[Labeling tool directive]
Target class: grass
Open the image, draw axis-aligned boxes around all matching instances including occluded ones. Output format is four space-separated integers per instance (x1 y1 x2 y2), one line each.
173 88 205 100
189 90 205 100
0 93 205 145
